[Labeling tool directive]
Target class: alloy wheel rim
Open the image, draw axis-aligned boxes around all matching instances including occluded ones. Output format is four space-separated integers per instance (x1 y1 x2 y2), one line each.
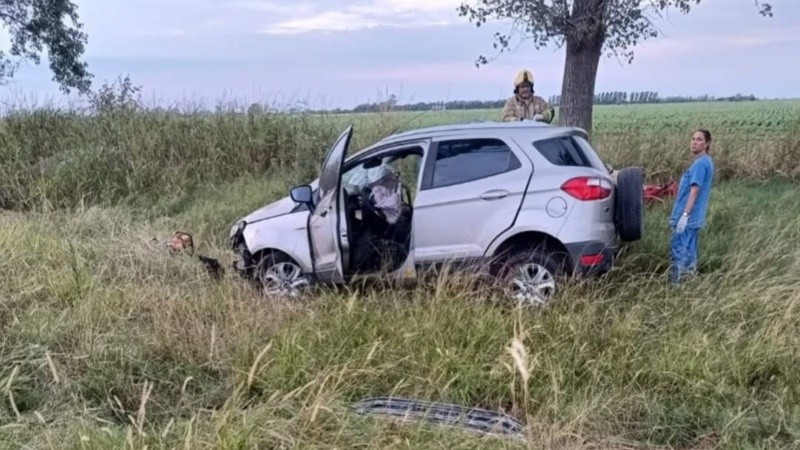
505 263 556 306
261 262 309 297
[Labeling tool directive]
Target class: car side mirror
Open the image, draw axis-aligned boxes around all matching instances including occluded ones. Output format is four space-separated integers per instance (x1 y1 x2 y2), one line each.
290 185 314 210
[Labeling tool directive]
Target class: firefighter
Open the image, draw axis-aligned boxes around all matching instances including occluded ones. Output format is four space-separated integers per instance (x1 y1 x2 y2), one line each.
501 69 555 123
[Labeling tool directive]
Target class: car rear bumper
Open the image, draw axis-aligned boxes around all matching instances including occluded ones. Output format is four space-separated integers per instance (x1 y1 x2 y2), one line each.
564 240 617 277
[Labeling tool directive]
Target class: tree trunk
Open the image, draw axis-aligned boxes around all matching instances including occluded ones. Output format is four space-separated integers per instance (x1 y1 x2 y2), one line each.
557 27 604 137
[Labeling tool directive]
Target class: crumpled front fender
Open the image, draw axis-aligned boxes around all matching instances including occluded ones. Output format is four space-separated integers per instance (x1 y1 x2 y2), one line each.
241 211 313 274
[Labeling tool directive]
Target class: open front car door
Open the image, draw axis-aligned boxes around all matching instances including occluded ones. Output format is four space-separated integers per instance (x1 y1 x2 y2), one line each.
307 125 353 282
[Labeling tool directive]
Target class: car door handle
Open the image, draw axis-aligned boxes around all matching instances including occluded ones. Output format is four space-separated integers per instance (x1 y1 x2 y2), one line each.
480 189 509 200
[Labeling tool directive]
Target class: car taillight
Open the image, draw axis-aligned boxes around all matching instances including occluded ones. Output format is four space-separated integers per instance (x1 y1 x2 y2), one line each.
580 254 605 266
561 177 612 201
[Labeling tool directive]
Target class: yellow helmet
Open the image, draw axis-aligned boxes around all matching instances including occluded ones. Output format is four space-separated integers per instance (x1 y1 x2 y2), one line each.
513 69 534 92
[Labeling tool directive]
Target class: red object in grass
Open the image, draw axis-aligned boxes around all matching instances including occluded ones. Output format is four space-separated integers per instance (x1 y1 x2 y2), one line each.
643 180 678 205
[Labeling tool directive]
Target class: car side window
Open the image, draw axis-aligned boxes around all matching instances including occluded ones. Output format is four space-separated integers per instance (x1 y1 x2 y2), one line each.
533 137 593 168
428 138 521 189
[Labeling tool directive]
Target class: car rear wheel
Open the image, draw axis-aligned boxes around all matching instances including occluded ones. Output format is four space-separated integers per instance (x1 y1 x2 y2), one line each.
256 252 310 298
496 248 568 307
615 167 645 242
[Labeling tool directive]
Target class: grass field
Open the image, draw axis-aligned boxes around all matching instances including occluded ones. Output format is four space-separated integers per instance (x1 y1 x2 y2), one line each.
2 100 800 448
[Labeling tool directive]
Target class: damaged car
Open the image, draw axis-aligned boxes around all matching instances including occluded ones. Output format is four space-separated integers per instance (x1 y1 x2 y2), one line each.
229 121 644 306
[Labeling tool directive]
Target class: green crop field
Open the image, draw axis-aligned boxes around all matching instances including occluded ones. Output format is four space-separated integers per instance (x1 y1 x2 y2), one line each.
335 99 800 135
2 99 800 448
335 99 800 182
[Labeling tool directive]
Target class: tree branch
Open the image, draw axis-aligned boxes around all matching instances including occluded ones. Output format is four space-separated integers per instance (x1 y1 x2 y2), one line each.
0 0 92 93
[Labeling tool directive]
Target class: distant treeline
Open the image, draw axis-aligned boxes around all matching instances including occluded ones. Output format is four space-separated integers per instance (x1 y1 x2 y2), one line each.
335 92 760 113
549 92 759 106
345 98 506 114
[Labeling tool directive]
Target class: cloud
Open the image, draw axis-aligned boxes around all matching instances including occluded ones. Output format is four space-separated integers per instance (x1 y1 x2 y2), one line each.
267 12 451 34
263 0 462 34
346 61 561 83
128 27 191 38
267 11 383 33
727 29 800 46
228 1 315 16
614 26 800 61
352 0 461 15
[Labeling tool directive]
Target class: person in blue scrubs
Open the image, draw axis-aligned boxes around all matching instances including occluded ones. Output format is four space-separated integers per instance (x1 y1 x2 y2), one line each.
669 129 715 284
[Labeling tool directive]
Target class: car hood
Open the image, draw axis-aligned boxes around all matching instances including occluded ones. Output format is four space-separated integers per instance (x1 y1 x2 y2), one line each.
241 195 298 223
240 179 319 224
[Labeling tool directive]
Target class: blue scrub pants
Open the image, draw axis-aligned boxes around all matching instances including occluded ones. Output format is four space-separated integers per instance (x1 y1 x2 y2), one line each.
670 227 700 284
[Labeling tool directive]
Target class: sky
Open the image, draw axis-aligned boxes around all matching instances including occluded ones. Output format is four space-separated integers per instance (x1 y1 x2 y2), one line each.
1 0 799 110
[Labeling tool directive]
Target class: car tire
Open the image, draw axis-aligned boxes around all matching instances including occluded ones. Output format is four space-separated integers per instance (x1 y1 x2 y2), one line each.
495 248 569 307
615 166 645 242
255 252 310 298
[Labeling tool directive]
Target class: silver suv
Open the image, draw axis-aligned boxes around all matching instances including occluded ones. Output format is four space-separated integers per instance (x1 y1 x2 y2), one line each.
229 121 644 306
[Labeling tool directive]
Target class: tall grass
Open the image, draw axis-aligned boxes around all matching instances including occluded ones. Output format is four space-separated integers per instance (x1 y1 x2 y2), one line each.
2 101 799 212
2 100 800 448
2 180 800 448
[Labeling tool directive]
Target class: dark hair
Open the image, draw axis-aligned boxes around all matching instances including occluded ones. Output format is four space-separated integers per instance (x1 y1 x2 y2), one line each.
694 128 712 151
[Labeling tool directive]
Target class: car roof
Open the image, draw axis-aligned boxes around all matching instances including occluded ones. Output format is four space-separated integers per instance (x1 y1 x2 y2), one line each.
369 120 587 148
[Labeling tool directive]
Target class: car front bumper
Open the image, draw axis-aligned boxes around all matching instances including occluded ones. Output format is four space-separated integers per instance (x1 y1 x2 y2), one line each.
229 229 254 278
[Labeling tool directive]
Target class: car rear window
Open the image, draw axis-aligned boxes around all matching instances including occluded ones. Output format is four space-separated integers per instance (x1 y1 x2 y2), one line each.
533 137 593 168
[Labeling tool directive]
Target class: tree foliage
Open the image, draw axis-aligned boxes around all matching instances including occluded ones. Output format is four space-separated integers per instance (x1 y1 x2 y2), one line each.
458 0 773 66
87 74 142 114
458 0 773 134
0 0 92 93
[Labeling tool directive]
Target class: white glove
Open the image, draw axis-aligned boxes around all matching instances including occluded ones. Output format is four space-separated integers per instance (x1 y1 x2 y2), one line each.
532 114 544 121
675 213 688 234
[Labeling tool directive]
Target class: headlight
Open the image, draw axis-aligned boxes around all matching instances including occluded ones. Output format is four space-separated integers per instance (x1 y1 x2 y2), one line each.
229 220 245 239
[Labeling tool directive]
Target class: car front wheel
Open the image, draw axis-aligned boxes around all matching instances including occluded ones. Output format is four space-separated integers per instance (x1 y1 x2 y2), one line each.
496 249 568 307
255 252 310 298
